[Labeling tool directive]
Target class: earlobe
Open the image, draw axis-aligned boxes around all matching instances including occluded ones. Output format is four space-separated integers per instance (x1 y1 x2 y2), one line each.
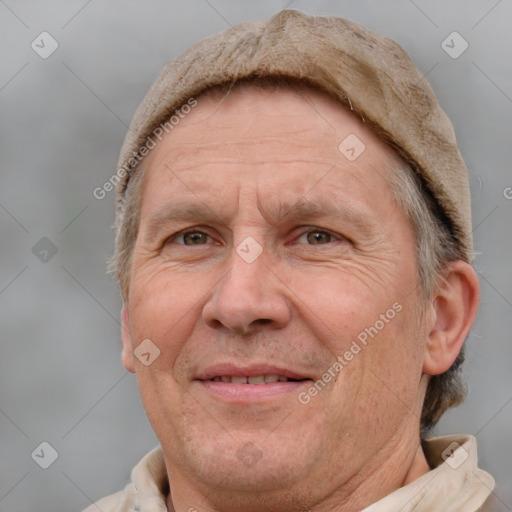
121 306 135 373
423 261 480 376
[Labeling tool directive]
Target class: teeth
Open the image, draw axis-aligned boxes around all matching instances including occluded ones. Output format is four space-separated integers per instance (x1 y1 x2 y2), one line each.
248 375 265 384
210 375 290 384
231 376 248 384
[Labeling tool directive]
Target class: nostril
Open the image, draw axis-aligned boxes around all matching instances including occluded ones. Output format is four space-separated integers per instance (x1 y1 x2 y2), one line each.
256 318 272 325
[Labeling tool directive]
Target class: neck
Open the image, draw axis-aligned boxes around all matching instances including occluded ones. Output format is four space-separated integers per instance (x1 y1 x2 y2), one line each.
403 443 431 485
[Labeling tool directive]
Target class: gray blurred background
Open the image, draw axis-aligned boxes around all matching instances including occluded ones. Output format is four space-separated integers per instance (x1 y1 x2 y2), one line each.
1 1 511 510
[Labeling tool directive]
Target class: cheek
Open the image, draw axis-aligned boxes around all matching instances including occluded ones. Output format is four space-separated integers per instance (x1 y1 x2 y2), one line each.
128 270 206 429
346 301 424 422
292 261 423 404
128 266 211 365
280 264 401 344
321 306 424 460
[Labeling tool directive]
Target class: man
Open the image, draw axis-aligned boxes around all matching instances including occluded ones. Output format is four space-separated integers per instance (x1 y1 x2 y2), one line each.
86 10 496 512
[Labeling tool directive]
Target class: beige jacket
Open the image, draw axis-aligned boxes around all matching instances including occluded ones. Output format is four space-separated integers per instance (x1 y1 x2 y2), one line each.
84 435 495 512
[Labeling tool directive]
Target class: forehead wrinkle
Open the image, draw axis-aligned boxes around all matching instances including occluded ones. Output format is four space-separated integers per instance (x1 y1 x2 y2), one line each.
161 138 336 167
165 159 338 174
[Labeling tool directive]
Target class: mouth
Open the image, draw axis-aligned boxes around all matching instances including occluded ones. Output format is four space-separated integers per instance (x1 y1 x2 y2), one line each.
207 375 308 384
195 364 313 401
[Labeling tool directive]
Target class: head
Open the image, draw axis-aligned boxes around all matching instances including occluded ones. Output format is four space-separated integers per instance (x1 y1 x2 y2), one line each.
109 10 479 511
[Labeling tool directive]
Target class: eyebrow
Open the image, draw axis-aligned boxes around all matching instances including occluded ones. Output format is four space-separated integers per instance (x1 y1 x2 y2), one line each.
261 198 376 236
141 202 226 244
141 196 376 244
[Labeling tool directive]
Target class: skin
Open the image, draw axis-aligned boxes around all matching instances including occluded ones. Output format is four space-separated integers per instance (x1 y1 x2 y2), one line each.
121 84 480 512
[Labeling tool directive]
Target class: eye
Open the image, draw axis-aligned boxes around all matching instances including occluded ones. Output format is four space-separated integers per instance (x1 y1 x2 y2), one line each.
306 230 332 245
174 231 211 246
297 229 336 245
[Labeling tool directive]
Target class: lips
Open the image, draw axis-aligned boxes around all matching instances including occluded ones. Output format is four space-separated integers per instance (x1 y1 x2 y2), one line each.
194 363 313 401
209 375 303 384
195 363 311 383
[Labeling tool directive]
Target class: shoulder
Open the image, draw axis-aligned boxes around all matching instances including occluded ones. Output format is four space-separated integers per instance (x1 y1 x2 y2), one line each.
82 482 138 512
477 493 510 512
81 447 167 512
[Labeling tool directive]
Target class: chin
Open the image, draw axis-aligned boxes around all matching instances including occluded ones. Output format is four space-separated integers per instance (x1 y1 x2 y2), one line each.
180 432 313 493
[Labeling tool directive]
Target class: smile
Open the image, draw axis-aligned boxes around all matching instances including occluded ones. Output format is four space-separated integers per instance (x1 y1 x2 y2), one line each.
208 375 307 384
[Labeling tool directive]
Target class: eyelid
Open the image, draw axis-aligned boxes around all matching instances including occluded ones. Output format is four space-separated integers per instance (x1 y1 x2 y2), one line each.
292 226 347 244
166 227 216 245
164 225 348 246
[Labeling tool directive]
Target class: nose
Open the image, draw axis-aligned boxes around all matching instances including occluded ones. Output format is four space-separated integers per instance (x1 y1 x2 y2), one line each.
202 245 292 334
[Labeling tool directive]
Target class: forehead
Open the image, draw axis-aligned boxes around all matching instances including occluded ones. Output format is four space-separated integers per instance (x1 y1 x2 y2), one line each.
138 83 402 214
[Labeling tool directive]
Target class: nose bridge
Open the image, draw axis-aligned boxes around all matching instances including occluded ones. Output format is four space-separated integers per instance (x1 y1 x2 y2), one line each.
227 250 265 301
202 238 291 333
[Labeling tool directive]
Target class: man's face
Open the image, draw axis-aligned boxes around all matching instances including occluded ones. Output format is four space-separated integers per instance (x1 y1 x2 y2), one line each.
123 85 429 505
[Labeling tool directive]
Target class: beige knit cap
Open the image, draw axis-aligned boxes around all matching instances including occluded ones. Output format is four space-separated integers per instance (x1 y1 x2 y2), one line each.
116 9 472 260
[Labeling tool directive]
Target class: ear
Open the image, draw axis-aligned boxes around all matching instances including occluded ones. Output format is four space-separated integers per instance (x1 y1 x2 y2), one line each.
121 306 135 373
423 261 480 375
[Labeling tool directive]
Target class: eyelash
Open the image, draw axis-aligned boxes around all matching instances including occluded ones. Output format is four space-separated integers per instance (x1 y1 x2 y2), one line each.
167 227 345 246
171 229 215 245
